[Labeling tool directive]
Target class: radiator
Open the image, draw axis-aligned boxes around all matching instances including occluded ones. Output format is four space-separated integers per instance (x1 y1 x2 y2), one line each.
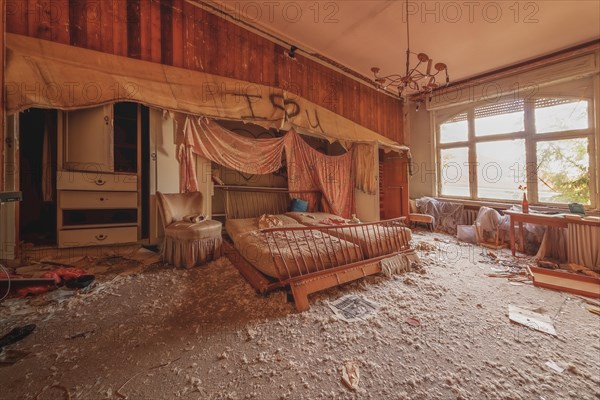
462 209 479 225
567 223 600 270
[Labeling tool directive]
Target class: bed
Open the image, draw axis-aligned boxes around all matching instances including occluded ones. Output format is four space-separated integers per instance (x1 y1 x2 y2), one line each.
220 186 413 311
225 215 364 279
285 212 412 258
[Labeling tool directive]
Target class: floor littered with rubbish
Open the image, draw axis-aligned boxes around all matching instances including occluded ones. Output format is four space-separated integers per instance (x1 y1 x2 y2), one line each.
1 230 599 400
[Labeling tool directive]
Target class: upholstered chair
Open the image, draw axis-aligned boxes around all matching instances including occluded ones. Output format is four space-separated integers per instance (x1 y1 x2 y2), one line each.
156 192 222 268
408 199 435 231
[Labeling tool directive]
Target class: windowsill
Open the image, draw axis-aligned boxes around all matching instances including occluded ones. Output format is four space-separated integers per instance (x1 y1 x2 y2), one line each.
432 196 599 216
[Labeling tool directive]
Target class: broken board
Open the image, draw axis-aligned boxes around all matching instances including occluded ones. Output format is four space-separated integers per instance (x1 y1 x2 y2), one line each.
529 266 600 299
508 304 557 337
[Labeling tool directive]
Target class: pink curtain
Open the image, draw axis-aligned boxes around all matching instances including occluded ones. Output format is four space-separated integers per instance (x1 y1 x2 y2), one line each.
177 116 355 217
284 130 355 218
176 116 286 192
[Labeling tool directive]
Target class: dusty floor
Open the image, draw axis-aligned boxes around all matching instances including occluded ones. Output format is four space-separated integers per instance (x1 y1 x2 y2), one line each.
1 230 599 400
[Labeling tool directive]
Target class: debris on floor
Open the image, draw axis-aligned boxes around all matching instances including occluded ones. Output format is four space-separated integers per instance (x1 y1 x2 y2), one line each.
341 361 360 391
508 304 557 336
545 360 565 374
586 305 600 315
328 294 379 322
529 266 600 299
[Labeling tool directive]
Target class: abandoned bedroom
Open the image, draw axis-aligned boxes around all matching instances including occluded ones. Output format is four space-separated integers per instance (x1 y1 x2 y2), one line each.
1 0 599 399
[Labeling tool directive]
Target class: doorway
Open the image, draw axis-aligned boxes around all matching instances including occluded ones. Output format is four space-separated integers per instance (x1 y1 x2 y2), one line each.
19 109 58 245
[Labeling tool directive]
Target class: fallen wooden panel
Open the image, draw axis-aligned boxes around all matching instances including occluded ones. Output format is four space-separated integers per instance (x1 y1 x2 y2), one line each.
530 266 600 299
508 304 557 336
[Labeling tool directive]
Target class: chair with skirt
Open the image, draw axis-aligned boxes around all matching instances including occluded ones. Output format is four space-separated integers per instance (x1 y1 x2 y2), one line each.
156 191 222 268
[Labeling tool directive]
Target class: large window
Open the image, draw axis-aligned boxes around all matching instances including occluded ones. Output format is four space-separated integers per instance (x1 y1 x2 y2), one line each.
436 82 596 207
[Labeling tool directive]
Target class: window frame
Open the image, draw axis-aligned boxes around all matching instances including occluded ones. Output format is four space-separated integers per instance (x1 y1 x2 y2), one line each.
435 92 597 209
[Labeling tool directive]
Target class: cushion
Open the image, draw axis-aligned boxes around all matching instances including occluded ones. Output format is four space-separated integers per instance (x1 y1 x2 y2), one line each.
290 198 309 212
409 213 434 224
165 219 222 240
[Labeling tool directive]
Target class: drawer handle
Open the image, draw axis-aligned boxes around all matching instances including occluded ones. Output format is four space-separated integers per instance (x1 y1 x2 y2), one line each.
95 179 106 186
95 234 108 241
99 197 108 201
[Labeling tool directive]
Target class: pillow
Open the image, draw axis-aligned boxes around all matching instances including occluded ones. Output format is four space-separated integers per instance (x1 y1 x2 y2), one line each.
290 198 309 212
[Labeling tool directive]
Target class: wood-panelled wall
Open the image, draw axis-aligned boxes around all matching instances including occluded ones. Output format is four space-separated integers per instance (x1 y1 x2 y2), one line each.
5 0 404 143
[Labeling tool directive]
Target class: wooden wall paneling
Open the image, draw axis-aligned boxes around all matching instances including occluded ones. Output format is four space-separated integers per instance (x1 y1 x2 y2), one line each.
181 0 195 70
98 0 113 54
192 5 206 71
126 0 141 59
6 0 27 35
149 0 161 63
138 0 151 61
84 0 102 51
170 0 183 68
51 0 70 45
1 0 5 191
68 0 86 48
112 0 127 57
262 40 275 86
29 0 52 40
160 0 173 66
240 25 251 83
203 7 218 73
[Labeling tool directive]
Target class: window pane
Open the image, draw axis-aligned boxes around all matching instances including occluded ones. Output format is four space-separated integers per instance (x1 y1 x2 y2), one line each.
440 113 468 143
476 140 526 200
536 138 590 204
474 100 524 136
440 147 469 197
535 99 589 134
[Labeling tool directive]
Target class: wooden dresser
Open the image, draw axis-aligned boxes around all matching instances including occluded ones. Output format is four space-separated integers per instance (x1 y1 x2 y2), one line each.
56 103 141 248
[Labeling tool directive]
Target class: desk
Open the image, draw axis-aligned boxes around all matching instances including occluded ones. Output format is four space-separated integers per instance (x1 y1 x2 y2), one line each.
504 210 599 256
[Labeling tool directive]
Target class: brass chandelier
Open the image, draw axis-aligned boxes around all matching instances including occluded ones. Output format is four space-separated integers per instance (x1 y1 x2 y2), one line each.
371 0 449 100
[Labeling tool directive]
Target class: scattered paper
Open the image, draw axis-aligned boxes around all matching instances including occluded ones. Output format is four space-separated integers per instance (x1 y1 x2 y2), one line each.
328 295 379 323
508 305 557 336
545 360 564 374
341 361 360 390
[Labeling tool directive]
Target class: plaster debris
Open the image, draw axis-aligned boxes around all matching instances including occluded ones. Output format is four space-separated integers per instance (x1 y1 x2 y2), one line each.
341 361 360 391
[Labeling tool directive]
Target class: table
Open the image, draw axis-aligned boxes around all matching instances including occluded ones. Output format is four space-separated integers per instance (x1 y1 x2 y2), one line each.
504 210 599 256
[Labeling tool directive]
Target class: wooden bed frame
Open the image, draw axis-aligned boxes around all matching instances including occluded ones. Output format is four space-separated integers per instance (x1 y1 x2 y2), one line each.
220 186 413 311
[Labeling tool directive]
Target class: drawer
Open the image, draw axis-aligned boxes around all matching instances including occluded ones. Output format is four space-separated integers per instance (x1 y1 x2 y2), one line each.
58 226 138 248
57 171 137 191
60 191 137 209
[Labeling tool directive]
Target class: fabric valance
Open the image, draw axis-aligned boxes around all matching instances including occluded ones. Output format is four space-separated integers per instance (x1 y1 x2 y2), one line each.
5 33 409 154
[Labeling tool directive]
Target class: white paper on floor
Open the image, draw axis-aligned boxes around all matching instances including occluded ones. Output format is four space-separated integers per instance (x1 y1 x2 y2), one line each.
328 294 379 322
508 304 557 336
545 360 564 374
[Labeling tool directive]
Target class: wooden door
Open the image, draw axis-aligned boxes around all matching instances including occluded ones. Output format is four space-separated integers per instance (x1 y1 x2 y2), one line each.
64 105 113 172
379 151 409 219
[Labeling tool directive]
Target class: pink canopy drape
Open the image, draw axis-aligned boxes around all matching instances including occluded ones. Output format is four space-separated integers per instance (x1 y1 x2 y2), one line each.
177 116 355 217
284 130 355 218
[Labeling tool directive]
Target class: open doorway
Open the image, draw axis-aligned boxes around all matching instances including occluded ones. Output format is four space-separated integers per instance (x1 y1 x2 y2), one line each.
19 109 58 245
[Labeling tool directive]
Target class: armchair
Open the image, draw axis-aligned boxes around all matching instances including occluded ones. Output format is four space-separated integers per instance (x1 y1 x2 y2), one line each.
156 191 222 268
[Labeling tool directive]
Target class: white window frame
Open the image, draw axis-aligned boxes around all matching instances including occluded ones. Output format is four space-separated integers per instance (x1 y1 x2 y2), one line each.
434 79 598 209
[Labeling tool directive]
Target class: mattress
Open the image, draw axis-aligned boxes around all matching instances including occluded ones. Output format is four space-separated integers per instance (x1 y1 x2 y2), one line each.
286 212 413 258
226 215 364 279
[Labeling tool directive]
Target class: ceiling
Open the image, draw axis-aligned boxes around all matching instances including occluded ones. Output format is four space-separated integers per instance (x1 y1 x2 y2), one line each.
211 0 600 89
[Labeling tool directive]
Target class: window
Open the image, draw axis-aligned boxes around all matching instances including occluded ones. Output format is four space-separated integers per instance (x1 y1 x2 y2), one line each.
440 147 469 197
436 79 596 207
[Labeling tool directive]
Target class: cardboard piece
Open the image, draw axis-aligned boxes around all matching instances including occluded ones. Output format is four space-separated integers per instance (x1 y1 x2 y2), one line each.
508 305 557 337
